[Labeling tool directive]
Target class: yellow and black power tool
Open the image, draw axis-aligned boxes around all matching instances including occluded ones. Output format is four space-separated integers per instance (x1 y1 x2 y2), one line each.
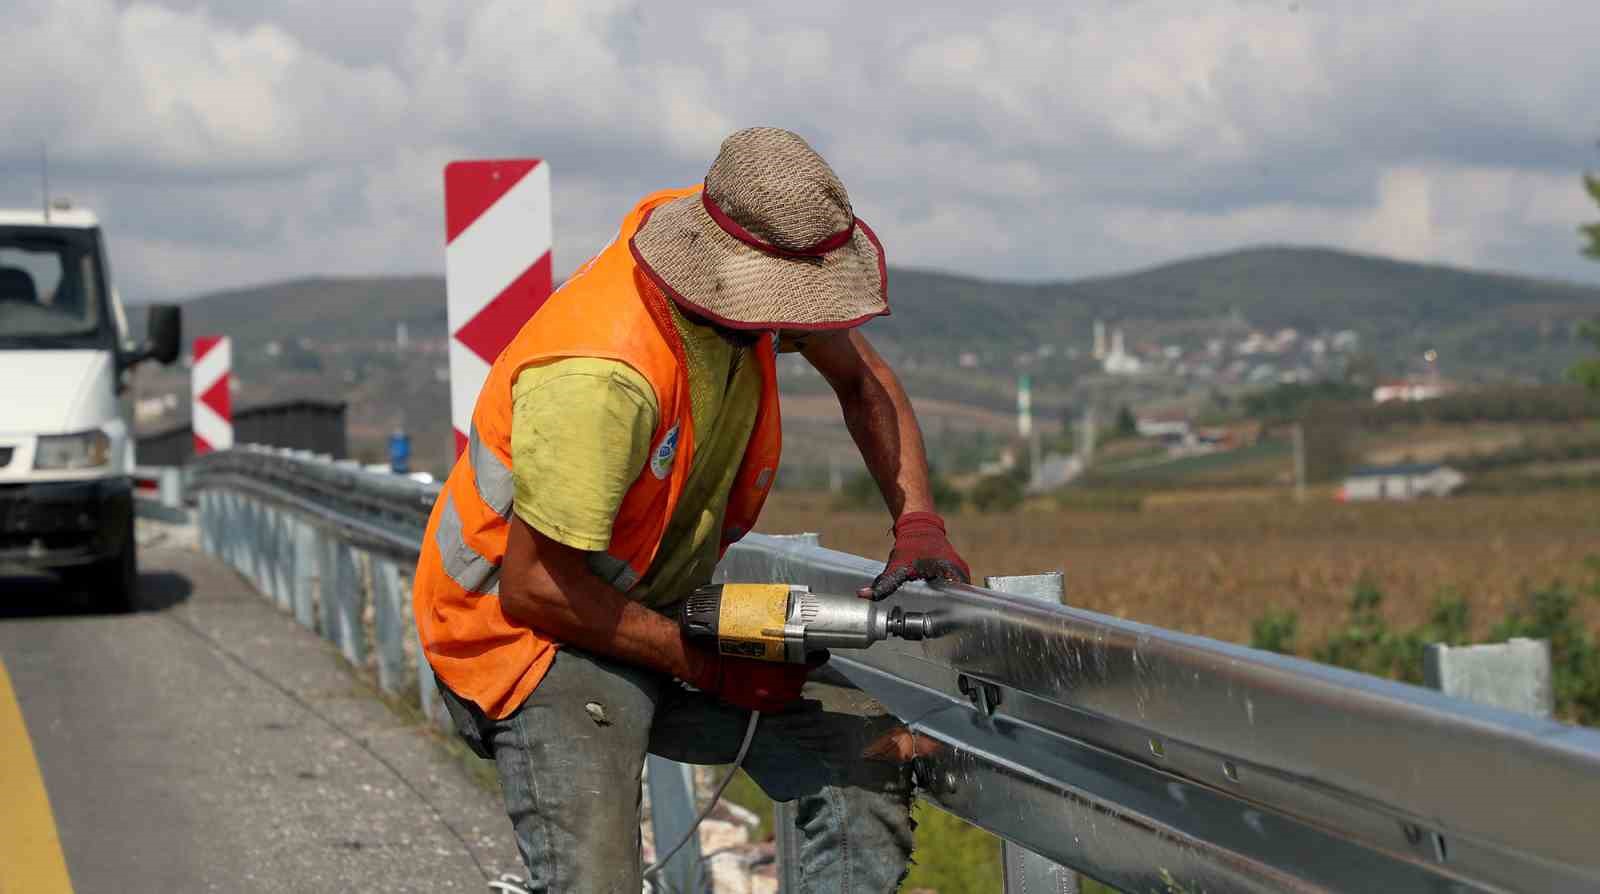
681 582 932 663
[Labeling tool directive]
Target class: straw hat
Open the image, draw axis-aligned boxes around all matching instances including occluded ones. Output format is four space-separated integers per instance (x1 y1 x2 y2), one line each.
630 127 889 331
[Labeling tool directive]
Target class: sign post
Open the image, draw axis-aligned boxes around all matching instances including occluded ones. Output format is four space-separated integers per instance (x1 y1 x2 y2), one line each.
191 335 232 455
443 160 553 457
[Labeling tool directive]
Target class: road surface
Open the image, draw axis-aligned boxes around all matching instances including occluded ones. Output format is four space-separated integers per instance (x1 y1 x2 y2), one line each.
0 543 520 893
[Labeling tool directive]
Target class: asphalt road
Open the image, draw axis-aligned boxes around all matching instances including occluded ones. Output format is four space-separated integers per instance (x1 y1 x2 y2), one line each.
0 543 521 893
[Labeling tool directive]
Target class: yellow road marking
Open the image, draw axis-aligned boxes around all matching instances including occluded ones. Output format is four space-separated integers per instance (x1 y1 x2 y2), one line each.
0 656 74 894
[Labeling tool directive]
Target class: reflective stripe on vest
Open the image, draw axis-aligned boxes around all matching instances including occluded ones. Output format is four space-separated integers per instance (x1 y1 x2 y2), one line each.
434 493 501 595
469 424 515 519
453 422 641 595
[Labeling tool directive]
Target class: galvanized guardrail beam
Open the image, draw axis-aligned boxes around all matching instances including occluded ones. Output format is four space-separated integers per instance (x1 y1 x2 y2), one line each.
716 534 1600 893
189 447 1600 893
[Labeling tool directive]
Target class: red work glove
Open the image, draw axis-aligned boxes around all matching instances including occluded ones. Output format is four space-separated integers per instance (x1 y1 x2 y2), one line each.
685 649 826 714
859 511 972 601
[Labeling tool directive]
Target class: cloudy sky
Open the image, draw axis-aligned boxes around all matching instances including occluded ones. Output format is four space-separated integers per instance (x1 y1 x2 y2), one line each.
3 0 1599 302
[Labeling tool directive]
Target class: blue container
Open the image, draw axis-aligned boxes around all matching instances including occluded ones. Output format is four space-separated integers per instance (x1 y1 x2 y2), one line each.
389 429 411 475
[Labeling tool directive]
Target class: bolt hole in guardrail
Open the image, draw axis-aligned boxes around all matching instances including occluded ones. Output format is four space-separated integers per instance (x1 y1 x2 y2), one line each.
1222 760 1239 782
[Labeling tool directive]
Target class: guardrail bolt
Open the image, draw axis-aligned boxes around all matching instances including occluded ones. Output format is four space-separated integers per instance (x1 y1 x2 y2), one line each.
910 757 958 797
957 674 1002 716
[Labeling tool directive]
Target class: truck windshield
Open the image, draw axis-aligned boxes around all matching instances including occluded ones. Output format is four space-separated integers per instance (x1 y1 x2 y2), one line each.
0 228 104 347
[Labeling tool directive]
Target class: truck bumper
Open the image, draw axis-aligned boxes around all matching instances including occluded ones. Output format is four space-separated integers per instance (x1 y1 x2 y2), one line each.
0 477 133 570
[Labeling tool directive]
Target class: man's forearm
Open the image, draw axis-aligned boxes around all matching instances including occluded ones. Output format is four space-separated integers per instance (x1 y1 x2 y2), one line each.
498 516 706 682
833 337 935 518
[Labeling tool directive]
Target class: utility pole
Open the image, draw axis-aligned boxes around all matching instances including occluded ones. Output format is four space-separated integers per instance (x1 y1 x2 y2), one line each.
1018 374 1039 487
1292 422 1307 503
1078 404 1097 467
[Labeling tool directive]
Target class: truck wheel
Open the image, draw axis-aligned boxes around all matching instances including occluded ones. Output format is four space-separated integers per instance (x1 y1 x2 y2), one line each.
89 518 139 614
100 539 139 613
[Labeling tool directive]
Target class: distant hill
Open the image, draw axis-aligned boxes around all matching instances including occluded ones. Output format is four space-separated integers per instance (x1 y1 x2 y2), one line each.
874 247 1598 381
1032 246 1598 380
126 245 1599 474
134 245 1599 383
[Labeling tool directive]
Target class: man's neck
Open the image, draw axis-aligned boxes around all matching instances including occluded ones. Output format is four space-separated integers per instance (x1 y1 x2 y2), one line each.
669 301 762 349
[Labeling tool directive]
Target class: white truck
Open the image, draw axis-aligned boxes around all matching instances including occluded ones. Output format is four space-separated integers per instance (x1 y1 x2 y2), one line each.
0 204 181 611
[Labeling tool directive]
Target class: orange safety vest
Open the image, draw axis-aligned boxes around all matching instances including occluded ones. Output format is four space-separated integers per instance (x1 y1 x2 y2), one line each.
413 186 783 719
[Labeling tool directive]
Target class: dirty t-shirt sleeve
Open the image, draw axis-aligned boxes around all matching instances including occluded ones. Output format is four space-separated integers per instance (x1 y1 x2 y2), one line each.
509 358 658 552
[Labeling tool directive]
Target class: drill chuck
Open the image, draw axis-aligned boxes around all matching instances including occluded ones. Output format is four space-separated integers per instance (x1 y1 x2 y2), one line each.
682 583 932 663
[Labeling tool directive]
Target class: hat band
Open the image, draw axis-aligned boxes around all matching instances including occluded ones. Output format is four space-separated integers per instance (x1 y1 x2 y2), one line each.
701 190 856 260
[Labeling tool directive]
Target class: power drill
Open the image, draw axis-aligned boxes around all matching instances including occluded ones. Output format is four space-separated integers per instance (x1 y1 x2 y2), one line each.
681 582 932 663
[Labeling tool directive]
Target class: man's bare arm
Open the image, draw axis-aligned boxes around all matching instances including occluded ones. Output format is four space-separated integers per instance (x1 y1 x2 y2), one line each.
802 328 935 518
497 515 708 683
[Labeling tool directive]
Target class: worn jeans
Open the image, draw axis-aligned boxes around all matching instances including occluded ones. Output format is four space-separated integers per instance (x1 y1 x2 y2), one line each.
439 647 916 893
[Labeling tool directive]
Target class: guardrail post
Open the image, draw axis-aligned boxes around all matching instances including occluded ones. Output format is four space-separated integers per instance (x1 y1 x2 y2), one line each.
646 756 707 894
773 802 803 894
290 517 319 629
767 533 820 894
225 490 244 574
988 571 1081 894
228 491 247 575
317 534 365 666
216 490 233 568
370 556 409 695
1421 638 1553 866
266 505 293 613
158 466 183 509
198 490 217 556
1426 638 1553 718
247 496 271 598
414 628 453 732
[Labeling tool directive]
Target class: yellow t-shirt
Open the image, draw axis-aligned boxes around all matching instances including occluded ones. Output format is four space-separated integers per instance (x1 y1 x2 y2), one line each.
508 304 762 608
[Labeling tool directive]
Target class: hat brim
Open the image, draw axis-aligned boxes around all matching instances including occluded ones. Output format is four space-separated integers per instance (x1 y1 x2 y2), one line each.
629 191 889 332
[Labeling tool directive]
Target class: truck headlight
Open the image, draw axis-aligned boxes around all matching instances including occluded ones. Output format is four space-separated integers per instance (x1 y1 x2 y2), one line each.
35 430 112 470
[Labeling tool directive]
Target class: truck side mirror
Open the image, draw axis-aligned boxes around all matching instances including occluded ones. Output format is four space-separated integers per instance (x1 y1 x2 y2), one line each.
144 304 182 365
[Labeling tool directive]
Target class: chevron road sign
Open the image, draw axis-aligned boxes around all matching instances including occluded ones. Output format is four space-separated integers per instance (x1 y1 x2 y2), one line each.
191 335 232 455
443 159 553 458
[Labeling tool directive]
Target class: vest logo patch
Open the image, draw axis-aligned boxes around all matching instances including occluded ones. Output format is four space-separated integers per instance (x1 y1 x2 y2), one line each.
650 424 680 479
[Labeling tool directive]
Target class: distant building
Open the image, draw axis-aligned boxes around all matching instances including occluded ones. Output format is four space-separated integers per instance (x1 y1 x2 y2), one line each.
1092 320 1108 360
1102 328 1143 375
1373 380 1452 404
1339 464 1465 501
1330 330 1361 352
1136 412 1191 440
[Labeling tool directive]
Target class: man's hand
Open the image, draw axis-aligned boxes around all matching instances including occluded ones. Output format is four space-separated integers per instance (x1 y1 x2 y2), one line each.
684 648 826 713
859 511 971 600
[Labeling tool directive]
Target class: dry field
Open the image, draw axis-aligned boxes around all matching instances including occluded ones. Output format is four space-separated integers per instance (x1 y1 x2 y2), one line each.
755 489 1600 649
1359 421 1600 465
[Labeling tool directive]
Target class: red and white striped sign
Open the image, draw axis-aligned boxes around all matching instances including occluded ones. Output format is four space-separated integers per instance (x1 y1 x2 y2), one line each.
444 159 553 457
192 335 233 455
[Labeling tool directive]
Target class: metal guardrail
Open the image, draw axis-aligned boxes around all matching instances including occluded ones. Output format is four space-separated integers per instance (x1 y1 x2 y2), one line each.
136 398 349 466
189 446 1600 893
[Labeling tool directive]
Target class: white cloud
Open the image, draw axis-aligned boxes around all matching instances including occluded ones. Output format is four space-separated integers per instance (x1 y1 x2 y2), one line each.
1 0 1598 302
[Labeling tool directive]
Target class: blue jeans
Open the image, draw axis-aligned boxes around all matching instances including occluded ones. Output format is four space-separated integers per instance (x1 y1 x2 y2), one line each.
439 647 915 893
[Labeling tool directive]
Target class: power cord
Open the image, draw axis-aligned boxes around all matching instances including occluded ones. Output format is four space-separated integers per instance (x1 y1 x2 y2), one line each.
642 709 761 892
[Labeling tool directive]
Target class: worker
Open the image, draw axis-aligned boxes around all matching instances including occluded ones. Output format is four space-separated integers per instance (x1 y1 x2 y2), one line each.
412 127 971 893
